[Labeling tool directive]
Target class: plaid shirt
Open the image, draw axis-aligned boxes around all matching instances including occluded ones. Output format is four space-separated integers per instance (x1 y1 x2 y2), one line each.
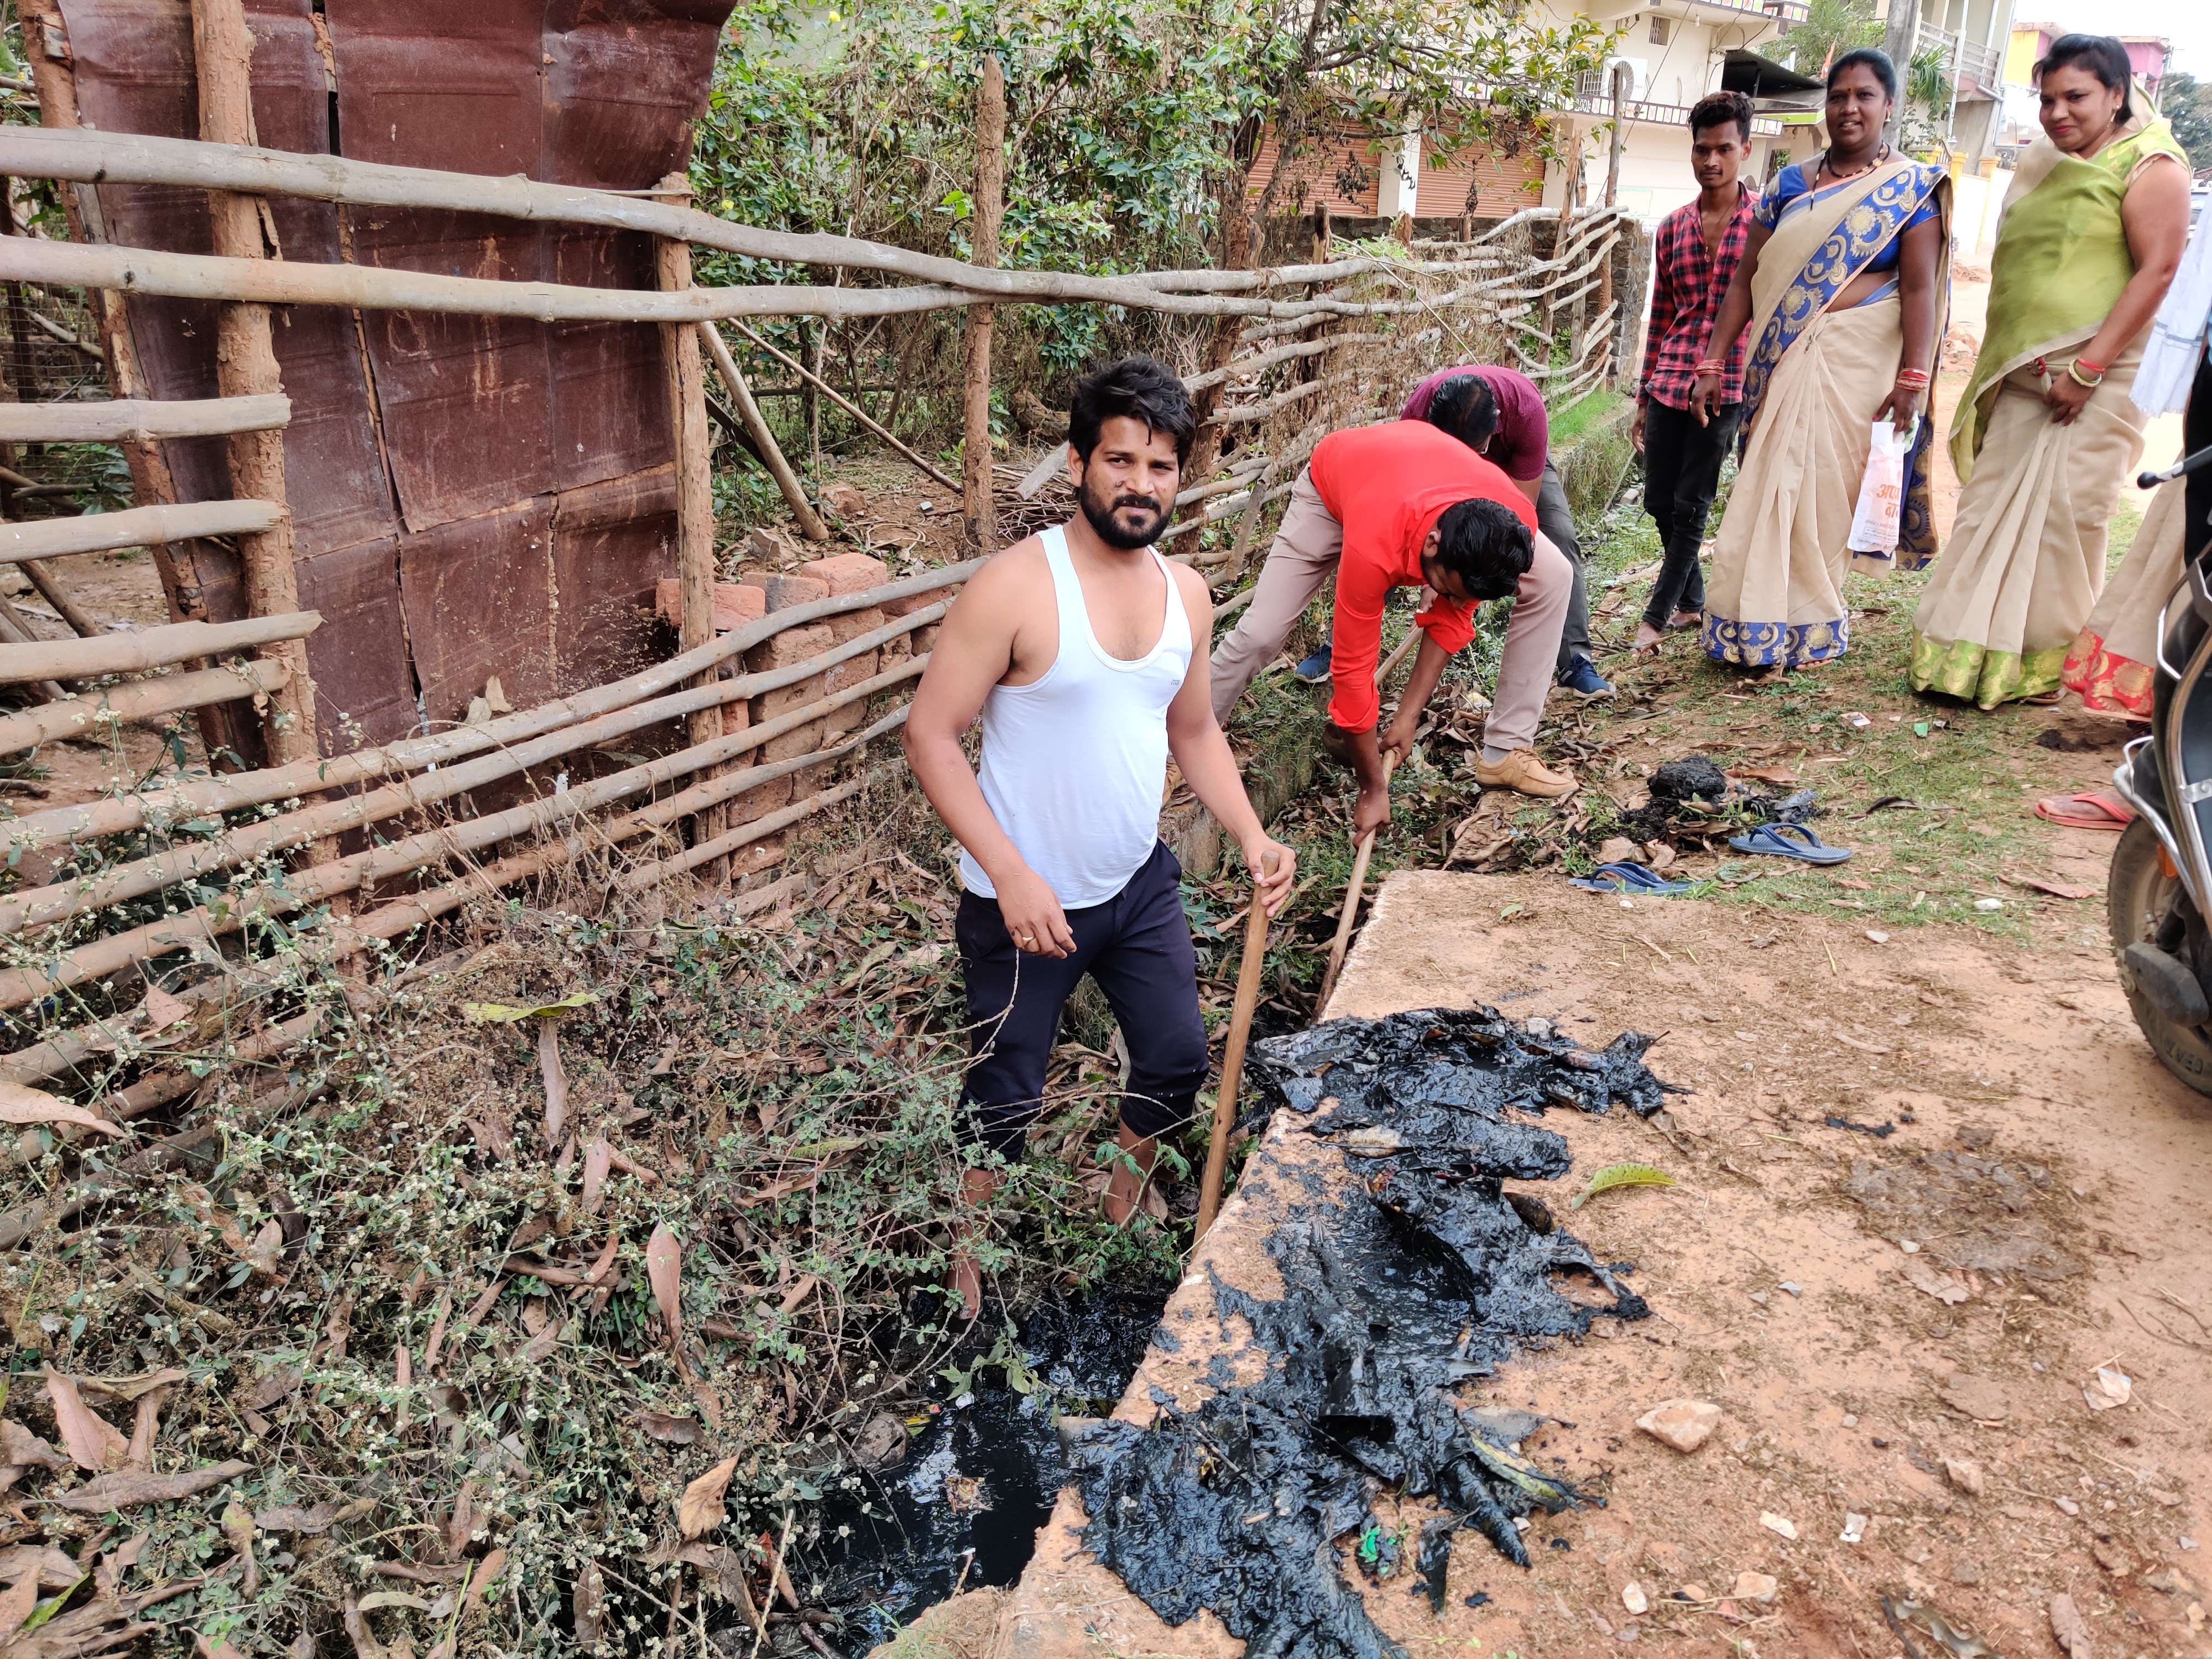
1640 184 1757 410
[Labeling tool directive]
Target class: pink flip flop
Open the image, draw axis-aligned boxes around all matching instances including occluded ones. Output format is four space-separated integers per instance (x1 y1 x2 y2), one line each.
2033 790 2136 831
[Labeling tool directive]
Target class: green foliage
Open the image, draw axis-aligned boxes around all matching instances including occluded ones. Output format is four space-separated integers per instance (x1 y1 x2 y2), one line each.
1773 0 1880 79
2163 72 2212 171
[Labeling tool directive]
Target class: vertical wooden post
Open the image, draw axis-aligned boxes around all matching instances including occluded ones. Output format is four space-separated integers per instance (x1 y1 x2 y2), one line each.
1605 61 1632 208
961 54 1006 553
656 173 728 878
190 0 321 773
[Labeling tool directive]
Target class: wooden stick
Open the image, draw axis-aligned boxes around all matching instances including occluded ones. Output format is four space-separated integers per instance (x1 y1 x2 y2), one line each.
0 597 70 702
191 0 320 775
0 611 317 684
0 498 281 565
729 323 958 491
0 629 936 937
0 394 289 444
20 559 101 638
0 126 1599 306
961 55 1005 553
1196 848 1277 1240
0 561 974 853
1317 750 1397 1015
0 656 286 753
658 173 727 875
696 323 828 541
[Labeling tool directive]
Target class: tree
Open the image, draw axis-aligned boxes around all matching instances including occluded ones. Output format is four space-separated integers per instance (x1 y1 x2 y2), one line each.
1773 0 1880 79
2163 71 2212 172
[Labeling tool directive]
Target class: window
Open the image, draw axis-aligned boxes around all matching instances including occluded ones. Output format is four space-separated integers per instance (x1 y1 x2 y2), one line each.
1649 15 1670 44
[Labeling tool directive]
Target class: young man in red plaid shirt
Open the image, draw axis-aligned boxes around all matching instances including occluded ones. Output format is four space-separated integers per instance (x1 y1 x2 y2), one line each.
1631 91 1759 653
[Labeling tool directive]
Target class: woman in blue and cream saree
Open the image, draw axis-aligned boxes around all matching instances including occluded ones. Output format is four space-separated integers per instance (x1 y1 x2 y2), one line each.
1688 50 1951 671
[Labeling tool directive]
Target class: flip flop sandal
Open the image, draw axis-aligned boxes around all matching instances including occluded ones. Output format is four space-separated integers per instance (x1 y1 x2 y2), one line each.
1726 822 1853 864
1570 862 1697 895
2033 790 2135 831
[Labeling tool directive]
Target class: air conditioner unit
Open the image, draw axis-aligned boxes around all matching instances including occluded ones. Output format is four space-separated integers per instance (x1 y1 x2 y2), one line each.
1600 55 1651 101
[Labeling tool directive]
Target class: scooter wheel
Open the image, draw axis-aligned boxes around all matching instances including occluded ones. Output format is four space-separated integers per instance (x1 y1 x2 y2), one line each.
2108 816 2212 1095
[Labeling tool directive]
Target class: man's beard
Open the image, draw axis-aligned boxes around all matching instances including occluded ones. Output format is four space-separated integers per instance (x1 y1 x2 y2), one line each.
1078 472 1170 550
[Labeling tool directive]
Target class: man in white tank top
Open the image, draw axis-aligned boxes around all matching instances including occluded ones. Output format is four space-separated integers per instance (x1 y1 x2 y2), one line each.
906 358 1297 1321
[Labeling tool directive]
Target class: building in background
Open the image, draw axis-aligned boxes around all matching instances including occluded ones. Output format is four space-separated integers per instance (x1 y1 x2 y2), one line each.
2000 26 2169 156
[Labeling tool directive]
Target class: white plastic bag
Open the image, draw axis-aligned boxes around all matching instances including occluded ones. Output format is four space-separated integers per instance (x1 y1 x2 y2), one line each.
1847 420 1913 555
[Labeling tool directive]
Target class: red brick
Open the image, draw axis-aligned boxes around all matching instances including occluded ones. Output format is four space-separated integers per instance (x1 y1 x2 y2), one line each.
728 832 787 879
826 603 885 646
745 622 834 675
727 770 794 824
655 580 767 633
752 677 826 760
796 551 889 594
911 623 941 658
883 586 953 619
822 649 880 736
739 573 830 612
880 631 912 665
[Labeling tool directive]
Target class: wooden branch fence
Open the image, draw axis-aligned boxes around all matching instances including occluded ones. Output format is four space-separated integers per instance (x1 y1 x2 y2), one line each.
0 89 1645 1110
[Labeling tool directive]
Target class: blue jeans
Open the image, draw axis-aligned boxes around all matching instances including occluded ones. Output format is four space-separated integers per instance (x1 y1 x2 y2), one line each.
955 841 1208 1162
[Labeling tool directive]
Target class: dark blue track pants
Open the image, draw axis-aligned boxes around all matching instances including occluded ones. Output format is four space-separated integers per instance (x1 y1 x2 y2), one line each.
954 841 1209 1162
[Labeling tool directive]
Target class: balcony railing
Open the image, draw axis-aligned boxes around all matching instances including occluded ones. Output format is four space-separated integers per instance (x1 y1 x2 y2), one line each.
1916 22 2002 91
1569 81 1788 137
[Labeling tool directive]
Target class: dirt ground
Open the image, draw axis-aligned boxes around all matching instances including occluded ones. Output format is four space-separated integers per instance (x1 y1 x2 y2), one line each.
933 869 2210 1659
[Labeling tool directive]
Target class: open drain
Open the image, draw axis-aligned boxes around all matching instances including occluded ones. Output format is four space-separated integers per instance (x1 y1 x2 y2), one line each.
806 1284 1169 1650
1066 1006 1671 1658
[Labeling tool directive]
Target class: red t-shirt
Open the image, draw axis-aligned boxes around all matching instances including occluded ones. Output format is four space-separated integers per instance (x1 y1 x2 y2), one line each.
1307 421 1538 733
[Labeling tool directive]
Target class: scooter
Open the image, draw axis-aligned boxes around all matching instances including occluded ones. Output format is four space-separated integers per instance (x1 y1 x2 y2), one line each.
2108 441 2212 1092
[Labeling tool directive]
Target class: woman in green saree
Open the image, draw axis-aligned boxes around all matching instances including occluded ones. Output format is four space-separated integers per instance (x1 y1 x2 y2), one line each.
1908 35 2190 707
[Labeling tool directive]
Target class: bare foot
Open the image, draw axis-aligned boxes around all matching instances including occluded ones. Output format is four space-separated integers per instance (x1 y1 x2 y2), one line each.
1102 1124 1159 1226
945 1165 1000 1322
1630 622 1666 654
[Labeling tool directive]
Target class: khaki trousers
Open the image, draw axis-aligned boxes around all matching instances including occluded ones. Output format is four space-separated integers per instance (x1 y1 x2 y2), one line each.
1208 469 1570 753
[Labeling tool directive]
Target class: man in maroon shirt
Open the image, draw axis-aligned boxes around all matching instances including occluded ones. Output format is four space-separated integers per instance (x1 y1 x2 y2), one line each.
1210 420 1577 825
1632 91 1759 652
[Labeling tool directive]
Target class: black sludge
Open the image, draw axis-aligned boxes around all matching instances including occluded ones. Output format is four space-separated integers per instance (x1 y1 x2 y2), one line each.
1069 1008 1668 1659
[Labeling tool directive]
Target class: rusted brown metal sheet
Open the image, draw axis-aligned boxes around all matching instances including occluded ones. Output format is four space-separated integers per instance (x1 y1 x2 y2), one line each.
397 495 557 730
550 465 677 696
50 0 731 755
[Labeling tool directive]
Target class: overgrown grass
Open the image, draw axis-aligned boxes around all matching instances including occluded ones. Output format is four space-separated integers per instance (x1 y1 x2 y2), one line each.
0 787 1180 1657
1548 388 1626 446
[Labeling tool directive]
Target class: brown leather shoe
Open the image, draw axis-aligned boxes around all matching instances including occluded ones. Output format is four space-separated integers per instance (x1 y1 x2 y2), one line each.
1473 748 1577 798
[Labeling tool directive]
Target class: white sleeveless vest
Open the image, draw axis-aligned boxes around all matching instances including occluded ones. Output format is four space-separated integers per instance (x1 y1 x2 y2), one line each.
958 525 1193 908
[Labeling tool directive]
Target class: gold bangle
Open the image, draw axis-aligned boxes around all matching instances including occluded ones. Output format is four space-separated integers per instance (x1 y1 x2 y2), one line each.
2067 358 2105 389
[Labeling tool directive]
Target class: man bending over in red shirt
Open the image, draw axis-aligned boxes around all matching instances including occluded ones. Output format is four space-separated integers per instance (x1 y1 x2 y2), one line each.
1211 420 1577 829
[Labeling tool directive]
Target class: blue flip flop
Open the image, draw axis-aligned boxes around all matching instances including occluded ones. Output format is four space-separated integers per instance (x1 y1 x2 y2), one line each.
1727 822 1853 864
1571 862 1696 896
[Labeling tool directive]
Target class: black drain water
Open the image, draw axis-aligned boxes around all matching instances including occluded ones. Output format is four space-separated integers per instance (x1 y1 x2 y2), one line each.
1067 1006 1672 1659
806 1283 1168 1650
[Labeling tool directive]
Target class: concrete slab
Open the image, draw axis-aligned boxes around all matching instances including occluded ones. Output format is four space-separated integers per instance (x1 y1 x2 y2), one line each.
915 869 2212 1659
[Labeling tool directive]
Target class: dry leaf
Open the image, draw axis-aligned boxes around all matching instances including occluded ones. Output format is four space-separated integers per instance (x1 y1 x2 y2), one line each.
255 1499 373 1535
1734 765 1799 785
581 1133 612 1215
446 1480 477 1560
0 1420 68 1472
677 1456 738 1540
573 1561 606 1654
520 1301 549 1338
141 987 191 1031
2049 1591 2093 1658
43 1368 128 1472
222 1500 259 1595
0 1082 123 1139
0 1574 39 1642
2008 873 2096 901
538 1023 568 1150
127 1383 171 1471
646 1224 685 1356
464 1547 508 1610
1906 1261 1971 1305
244 1219 284 1279
640 1412 700 1445
47 1458 252 1513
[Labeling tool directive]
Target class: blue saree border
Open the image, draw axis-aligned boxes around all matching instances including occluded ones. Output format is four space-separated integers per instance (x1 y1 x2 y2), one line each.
1702 612 1851 669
